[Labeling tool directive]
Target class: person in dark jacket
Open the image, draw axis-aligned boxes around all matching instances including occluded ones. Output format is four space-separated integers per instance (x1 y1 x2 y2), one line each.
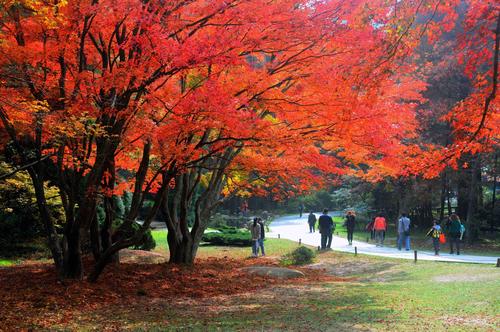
308 212 317 233
318 209 334 249
249 218 260 257
257 218 265 256
345 211 356 245
448 214 462 255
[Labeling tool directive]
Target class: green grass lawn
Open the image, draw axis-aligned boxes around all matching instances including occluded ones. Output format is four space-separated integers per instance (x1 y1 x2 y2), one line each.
5 235 498 331
145 252 500 331
66 248 499 331
0 259 15 266
151 229 307 259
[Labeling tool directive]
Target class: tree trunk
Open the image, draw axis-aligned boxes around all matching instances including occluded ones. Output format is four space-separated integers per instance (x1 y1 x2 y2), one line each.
101 198 119 263
167 232 196 264
447 183 452 215
63 228 83 279
101 159 118 263
87 147 166 283
491 154 498 226
465 156 481 243
90 214 102 261
439 172 447 221
28 169 64 275
457 164 470 220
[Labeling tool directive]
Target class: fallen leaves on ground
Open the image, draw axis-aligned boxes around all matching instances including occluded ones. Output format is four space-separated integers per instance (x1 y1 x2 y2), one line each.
0 256 343 330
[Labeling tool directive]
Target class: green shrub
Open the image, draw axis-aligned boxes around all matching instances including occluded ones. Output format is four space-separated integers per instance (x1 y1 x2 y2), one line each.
114 222 156 251
209 213 251 229
135 227 156 251
0 162 64 256
202 227 252 246
281 246 315 266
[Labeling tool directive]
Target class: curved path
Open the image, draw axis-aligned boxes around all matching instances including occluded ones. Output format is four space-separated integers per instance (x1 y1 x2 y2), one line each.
268 214 499 265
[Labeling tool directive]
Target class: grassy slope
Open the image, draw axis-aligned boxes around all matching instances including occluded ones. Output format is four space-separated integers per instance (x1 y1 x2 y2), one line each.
151 252 499 331
1 222 497 330
151 229 306 259
0 259 14 266
3 235 498 331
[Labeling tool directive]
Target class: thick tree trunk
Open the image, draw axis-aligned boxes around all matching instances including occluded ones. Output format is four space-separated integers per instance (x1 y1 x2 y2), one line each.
439 172 447 221
447 185 452 215
101 200 118 263
167 233 196 264
88 183 166 282
423 200 433 228
465 157 481 243
101 159 118 263
87 145 167 282
28 169 64 275
90 214 102 261
457 165 469 220
491 154 498 226
63 229 83 279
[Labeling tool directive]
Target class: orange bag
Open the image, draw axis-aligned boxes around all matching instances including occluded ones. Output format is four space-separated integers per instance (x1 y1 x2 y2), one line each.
439 233 446 244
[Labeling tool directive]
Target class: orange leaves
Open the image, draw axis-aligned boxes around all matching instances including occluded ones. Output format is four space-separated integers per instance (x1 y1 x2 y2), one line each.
0 257 325 329
0 0 470 202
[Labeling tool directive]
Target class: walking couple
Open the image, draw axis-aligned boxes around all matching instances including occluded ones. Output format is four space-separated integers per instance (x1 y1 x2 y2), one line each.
250 217 265 257
318 209 336 250
371 213 411 250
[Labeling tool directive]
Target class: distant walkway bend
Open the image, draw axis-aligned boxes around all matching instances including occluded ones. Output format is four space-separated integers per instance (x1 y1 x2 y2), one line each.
268 214 499 265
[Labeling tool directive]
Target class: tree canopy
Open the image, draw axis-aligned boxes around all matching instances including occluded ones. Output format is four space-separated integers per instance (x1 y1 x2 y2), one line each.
0 0 498 280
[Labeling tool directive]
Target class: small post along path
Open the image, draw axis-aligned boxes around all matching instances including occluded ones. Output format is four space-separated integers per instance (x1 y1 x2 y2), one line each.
268 214 498 264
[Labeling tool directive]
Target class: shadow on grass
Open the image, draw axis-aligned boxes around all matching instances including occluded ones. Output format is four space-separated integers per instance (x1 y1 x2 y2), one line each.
308 259 408 283
82 285 396 331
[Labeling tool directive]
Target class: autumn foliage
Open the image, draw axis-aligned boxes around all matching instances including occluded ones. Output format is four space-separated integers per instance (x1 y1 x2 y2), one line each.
0 0 498 279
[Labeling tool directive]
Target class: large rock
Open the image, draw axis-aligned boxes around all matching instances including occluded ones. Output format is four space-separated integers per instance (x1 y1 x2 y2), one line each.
119 249 167 264
241 266 305 279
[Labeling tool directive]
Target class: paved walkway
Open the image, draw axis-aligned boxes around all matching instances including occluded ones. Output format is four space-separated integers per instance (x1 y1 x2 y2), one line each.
268 214 499 265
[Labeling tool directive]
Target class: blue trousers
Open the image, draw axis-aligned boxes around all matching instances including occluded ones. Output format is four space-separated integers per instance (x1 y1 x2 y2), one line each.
397 233 410 250
258 238 265 255
252 240 259 256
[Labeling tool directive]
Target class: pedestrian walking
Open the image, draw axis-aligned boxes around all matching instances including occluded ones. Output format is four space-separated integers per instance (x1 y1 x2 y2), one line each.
308 212 317 233
299 203 305 218
318 209 334 250
426 220 442 255
366 218 375 240
344 210 356 245
241 200 249 217
250 218 261 257
257 218 265 256
397 213 411 251
448 214 462 255
373 213 387 247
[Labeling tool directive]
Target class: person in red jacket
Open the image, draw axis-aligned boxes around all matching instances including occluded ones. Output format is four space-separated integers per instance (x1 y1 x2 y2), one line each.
373 213 387 247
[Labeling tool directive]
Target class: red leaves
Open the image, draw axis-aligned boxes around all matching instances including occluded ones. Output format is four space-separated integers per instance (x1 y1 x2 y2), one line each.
0 257 335 329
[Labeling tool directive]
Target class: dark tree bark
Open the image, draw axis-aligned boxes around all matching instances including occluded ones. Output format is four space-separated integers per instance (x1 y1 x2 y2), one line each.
90 214 102 261
457 163 470 220
0 108 65 274
164 147 239 264
491 154 498 226
29 168 65 274
63 228 83 279
439 172 447 221
101 159 118 263
87 142 168 282
465 156 481 242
